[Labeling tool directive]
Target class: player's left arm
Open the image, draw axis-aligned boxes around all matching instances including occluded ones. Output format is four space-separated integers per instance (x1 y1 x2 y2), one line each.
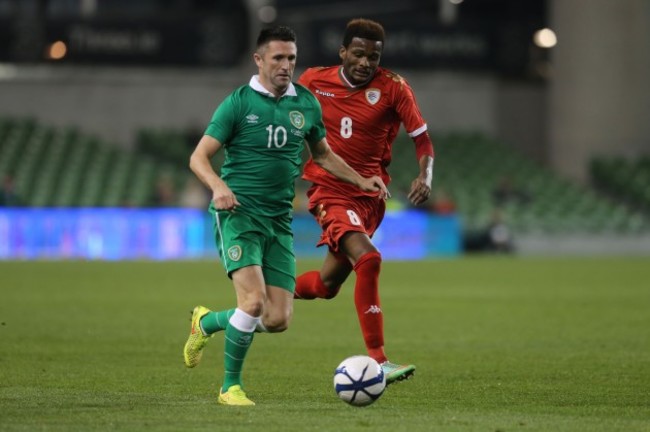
408 133 434 205
393 77 435 205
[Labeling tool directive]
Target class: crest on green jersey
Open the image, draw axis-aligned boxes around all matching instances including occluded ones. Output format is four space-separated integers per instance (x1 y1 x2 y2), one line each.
227 245 242 261
289 111 305 129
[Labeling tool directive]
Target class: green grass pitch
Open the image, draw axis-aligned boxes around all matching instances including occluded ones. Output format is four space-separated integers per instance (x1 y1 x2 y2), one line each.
1 257 649 431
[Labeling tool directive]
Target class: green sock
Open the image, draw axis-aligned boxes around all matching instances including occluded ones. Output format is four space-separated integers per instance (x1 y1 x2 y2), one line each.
222 323 255 391
199 309 235 335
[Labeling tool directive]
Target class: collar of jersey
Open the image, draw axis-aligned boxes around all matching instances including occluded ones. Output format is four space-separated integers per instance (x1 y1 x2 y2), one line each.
249 75 297 98
338 66 373 89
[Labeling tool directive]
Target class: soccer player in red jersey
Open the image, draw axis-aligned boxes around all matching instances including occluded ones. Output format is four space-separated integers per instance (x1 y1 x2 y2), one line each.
295 18 435 384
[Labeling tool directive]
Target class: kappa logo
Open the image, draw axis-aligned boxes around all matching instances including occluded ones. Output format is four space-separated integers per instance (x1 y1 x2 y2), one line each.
315 89 335 97
246 114 259 124
289 111 305 129
227 245 242 261
365 88 381 105
364 305 382 314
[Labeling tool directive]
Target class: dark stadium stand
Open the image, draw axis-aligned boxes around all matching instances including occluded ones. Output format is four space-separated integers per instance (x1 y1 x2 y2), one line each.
0 117 190 207
389 131 649 235
1 117 648 236
591 156 650 213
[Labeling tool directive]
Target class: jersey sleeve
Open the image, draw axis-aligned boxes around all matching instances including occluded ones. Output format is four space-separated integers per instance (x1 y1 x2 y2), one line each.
394 78 428 138
204 91 238 145
301 86 327 145
392 79 434 160
297 68 314 88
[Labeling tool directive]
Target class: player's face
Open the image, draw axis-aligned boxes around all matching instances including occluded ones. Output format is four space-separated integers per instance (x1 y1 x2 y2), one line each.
254 40 297 97
339 37 382 85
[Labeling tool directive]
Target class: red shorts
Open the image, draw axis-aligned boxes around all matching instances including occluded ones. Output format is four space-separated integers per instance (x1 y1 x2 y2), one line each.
306 185 386 252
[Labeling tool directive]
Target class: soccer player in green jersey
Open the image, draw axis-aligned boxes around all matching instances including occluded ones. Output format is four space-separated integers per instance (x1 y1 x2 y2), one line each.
183 25 389 406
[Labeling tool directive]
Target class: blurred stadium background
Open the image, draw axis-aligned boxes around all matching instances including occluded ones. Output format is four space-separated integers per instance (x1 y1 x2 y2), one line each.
1 0 650 259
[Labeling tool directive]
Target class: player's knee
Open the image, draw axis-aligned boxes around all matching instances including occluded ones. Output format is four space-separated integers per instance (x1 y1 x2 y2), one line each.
355 251 382 273
240 297 264 318
264 321 289 333
263 312 292 333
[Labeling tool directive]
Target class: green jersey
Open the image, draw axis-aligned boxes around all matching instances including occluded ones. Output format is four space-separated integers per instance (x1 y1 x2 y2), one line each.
205 76 326 217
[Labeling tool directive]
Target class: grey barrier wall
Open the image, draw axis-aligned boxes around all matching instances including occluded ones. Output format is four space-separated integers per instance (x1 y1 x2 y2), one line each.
0 66 543 161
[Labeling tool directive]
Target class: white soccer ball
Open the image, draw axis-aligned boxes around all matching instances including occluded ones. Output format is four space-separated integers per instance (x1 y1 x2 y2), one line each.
333 355 386 407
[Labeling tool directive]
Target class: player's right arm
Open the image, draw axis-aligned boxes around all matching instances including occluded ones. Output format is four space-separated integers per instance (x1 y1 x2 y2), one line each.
308 136 389 199
189 135 240 211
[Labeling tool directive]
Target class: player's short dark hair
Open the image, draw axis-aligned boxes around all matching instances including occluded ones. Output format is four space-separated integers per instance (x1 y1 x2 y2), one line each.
256 26 297 49
342 18 385 47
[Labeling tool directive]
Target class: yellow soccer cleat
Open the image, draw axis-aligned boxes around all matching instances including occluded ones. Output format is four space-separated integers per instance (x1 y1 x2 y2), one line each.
381 361 416 385
218 385 255 406
183 306 213 368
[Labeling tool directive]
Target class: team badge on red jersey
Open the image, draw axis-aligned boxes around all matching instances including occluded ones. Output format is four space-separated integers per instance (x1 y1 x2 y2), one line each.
365 88 381 105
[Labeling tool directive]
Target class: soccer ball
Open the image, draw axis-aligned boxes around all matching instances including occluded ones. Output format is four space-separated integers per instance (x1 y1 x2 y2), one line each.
333 355 386 407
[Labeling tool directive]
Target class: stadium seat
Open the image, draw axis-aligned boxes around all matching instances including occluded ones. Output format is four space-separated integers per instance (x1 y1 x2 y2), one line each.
1 117 647 234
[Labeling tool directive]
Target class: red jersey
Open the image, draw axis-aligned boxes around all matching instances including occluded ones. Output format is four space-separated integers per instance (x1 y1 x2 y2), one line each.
298 65 429 197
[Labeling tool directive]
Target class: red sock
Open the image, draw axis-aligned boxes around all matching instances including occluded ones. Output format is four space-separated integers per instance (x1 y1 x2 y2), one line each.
353 251 387 364
294 271 340 299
